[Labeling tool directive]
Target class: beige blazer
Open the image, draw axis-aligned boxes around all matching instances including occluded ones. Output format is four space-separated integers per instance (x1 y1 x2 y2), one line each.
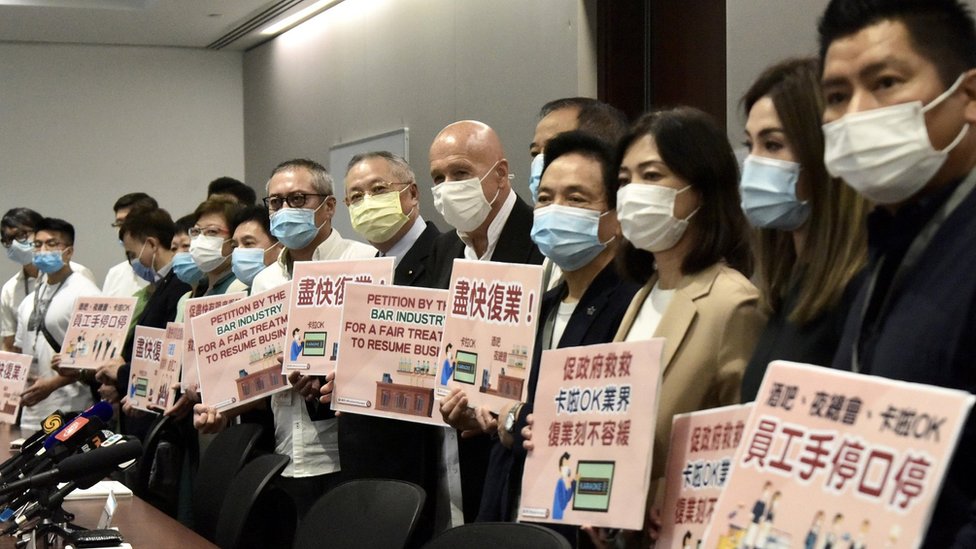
613 262 766 505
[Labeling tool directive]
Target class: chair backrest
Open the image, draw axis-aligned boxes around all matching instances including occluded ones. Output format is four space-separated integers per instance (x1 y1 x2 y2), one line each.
214 453 292 549
422 522 573 549
130 414 175 513
292 479 426 549
192 422 264 541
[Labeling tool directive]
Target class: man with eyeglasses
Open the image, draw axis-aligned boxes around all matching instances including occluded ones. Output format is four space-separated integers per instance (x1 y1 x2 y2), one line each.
2 208 96 353
102 193 157 298
12 217 101 431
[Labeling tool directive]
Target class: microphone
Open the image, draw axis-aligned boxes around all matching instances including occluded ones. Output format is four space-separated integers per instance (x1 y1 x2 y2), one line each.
0 440 142 497
0 410 70 480
42 401 114 451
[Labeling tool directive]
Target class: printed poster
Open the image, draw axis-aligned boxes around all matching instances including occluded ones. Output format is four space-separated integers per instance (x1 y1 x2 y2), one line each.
59 296 137 369
192 284 290 412
332 283 448 425
519 339 665 530
702 361 976 549
283 258 394 376
125 326 165 413
0 352 31 424
436 259 543 413
181 292 246 392
128 323 183 413
657 404 753 548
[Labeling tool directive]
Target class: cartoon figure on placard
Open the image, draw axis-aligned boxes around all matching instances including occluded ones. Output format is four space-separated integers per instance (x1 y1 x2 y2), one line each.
755 491 781 548
682 531 693 549
439 343 455 386
290 329 304 361
823 513 844 549
552 452 576 520
849 519 869 549
804 510 824 549
884 524 901 548
739 481 773 549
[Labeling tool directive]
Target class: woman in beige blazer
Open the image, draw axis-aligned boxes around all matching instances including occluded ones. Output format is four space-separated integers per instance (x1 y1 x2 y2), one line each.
613 107 766 543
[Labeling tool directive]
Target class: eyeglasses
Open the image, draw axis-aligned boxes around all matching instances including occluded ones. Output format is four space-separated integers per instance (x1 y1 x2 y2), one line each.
189 225 230 238
110 220 124 229
33 239 66 250
1 229 32 248
346 181 409 205
263 192 330 211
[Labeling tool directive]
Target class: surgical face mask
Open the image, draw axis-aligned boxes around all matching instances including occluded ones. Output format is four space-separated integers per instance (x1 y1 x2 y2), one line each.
740 155 810 230
349 186 411 243
431 160 501 232
33 250 66 274
130 242 158 284
270 200 327 250
529 154 545 203
617 183 698 253
823 73 970 204
232 246 273 287
561 466 572 478
172 251 206 285
531 204 613 272
6 239 34 266
190 235 229 273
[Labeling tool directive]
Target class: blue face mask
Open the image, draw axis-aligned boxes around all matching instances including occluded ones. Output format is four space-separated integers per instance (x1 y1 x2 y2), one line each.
530 204 613 272
130 242 158 284
33 250 66 274
172 251 206 285
270 204 325 250
740 155 810 230
529 154 545 204
232 247 273 287
6 239 34 266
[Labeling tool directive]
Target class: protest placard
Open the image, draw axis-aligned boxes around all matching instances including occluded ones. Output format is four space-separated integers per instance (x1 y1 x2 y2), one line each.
0 352 31 424
125 326 165 412
128 323 183 413
181 292 246 393
59 296 136 369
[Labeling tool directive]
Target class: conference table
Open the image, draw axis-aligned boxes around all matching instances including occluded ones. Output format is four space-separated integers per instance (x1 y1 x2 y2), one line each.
0 423 217 548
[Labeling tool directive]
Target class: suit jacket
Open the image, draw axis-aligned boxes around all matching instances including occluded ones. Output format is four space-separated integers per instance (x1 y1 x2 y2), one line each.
394 221 441 287
613 263 764 505
425 194 544 289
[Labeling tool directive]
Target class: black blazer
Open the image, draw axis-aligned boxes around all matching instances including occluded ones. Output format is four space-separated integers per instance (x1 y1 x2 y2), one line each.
477 261 640 524
426 194 544 289
394 221 441 287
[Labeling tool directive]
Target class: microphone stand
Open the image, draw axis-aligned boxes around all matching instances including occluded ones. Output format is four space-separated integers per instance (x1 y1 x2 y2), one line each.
10 485 87 549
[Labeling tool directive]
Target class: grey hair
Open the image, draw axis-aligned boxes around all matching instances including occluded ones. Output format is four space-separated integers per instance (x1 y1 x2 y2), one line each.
266 158 334 196
346 151 415 184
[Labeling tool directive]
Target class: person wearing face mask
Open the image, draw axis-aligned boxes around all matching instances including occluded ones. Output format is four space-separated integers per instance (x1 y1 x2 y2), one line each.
194 158 373 520
229 205 281 291
610 107 765 545
12 218 100 431
102 193 157 298
171 213 208 291
738 58 869 402
426 120 544 526
187 199 248 297
466 132 638 546
2 208 96 353
818 1 976 546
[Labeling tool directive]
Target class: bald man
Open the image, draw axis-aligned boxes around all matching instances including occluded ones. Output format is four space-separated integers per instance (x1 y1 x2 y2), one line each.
426 120 544 290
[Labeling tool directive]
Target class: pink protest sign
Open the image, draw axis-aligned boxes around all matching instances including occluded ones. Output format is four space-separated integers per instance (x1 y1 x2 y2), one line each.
192 284 290 412
332 283 449 425
657 404 752 548
283 258 394 376
59 296 137 369
181 292 246 393
129 323 183 413
519 339 665 530
436 259 543 413
702 361 976 549
126 326 166 413
0 352 31 424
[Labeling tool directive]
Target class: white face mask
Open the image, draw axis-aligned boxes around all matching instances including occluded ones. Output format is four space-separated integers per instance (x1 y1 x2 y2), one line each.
617 183 698 253
190 235 229 273
431 160 501 232
823 73 970 204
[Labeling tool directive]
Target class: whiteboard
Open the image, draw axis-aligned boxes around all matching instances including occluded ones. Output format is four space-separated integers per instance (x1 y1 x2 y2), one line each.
328 128 409 239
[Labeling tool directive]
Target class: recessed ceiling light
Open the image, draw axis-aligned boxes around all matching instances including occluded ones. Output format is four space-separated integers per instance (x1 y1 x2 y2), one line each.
259 0 342 36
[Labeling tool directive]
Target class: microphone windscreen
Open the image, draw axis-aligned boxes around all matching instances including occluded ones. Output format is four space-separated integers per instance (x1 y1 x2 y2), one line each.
55 441 143 482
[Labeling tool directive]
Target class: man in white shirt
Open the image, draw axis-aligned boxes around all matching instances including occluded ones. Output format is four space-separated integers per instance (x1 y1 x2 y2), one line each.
13 217 101 431
195 158 373 517
2 208 96 352
101 193 155 297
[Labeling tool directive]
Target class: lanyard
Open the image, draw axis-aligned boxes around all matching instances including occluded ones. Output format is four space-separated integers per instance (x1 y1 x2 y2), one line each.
851 169 976 373
29 273 69 336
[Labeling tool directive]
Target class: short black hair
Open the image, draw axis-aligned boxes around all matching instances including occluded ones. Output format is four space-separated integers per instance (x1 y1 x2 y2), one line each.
232 205 275 242
539 97 629 149
113 193 158 213
542 131 619 209
818 0 976 86
120 206 176 248
174 213 195 236
1 208 43 232
208 177 256 206
35 217 75 246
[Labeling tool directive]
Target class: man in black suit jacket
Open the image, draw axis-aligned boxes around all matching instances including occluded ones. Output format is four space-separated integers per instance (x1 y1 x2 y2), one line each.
337 151 442 546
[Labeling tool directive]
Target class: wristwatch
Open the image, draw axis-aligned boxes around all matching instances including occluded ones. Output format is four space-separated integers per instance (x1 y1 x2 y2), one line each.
504 402 524 435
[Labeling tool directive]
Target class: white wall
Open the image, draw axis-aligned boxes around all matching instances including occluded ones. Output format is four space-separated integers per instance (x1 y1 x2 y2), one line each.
243 0 597 237
0 42 245 285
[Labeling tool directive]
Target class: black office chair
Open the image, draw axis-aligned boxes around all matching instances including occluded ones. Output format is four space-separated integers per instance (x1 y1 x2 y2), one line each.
422 522 573 549
214 453 293 549
192 422 264 541
129 414 178 515
292 479 426 549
